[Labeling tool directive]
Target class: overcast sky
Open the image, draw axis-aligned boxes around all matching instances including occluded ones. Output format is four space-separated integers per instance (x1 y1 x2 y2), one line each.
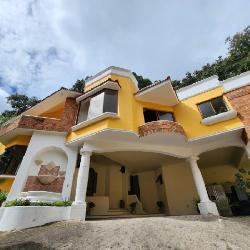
0 0 249 112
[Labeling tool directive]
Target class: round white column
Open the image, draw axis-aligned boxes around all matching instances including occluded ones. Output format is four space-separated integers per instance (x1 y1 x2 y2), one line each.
188 156 210 203
73 148 92 205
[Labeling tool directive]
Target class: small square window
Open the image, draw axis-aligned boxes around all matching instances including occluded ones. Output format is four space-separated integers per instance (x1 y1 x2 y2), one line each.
198 96 228 119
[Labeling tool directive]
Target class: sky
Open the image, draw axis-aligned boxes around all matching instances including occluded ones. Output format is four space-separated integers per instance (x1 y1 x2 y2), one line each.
0 0 249 112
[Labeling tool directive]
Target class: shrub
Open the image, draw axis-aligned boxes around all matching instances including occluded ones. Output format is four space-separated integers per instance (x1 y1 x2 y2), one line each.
0 191 7 206
4 199 72 207
4 199 31 207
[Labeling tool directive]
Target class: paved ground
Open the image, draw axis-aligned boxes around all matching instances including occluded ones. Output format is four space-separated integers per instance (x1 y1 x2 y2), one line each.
0 216 250 249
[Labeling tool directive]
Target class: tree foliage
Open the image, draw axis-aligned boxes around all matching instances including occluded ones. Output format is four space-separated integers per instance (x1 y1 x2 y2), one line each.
0 94 40 125
173 26 250 89
71 79 85 93
133 72 153 89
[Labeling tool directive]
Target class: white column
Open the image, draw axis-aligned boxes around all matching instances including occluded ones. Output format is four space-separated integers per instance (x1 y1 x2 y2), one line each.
70 147 92 220
187 156 219 215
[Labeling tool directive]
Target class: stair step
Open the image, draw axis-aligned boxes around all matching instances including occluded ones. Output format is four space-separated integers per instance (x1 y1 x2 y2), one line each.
108 209 130 215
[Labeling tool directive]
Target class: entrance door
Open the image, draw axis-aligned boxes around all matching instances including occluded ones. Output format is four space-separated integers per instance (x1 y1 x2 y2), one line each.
129 175 140 200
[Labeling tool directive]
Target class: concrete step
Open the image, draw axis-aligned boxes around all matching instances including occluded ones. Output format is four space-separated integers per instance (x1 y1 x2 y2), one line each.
107 209 130 215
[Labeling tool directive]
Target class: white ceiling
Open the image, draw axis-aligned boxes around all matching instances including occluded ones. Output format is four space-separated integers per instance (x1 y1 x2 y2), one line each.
101 151 181 172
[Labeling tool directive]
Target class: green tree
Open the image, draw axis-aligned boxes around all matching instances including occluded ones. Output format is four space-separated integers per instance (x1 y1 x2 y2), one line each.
133 72 152 89
173 25 250 89
0 94 40 125
6 94 39 115
71 79 85 93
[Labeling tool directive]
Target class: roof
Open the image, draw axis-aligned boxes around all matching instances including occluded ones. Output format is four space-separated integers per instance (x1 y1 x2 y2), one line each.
134 77 179 106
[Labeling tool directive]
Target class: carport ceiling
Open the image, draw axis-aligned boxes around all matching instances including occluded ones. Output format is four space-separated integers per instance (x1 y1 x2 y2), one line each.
198 147 243 168
102 151 182 172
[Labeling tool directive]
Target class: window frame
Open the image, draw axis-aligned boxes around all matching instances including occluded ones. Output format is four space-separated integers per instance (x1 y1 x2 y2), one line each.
76 88 118 125
197 96 229 119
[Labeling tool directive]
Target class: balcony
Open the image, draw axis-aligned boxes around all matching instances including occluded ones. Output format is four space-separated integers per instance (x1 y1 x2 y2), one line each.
138 120 186 138
0 97 78 138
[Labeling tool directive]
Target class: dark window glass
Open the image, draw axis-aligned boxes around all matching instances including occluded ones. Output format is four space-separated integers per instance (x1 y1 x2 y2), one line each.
144 109 158 123
211 97 228 114
0 146 27 175
143 109 175 123
103 89 118 113
77 100 90 123
198 96 228 119
199 102 216 118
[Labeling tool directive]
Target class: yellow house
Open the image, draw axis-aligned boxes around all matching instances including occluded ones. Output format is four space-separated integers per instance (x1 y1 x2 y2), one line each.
0 67 250 230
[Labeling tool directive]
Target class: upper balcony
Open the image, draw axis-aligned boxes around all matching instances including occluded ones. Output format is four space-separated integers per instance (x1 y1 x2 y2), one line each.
0 89 79 143
138 120 186 138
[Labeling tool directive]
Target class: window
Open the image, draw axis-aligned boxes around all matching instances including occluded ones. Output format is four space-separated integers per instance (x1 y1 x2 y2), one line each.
143 109 175 123
198 96 228 119
77 89 118 124
0 146 27 175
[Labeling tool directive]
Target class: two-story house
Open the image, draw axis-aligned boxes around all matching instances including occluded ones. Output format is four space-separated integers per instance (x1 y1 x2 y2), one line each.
0 66 249 230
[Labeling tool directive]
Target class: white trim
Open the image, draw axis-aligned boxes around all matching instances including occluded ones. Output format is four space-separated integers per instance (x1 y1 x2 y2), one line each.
134 80 179 106
176 76 220 100
76 80 121 103
85 66 139 90
71 112 119 131
0 175 15 179
201 110 237 125
222 71 250 93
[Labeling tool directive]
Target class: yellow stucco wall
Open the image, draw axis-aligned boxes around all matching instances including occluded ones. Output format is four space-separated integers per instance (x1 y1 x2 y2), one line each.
68 74 177 142
67 75 244 143
4 135 31 149
174 87 243 139
40 102 65 119
0 143 5 155
137 170 160 213
162 162 199 215
201 165 237 185
0 177 15 192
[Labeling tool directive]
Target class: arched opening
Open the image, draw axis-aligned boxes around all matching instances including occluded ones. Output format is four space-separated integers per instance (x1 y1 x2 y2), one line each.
198 146 250 216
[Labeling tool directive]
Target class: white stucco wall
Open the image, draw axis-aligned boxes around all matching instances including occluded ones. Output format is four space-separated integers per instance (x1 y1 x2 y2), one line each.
7 132 78 201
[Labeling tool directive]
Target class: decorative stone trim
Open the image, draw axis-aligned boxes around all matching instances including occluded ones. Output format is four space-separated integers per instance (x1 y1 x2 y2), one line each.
0 97 78 136
225 85 250 143
138 120 186 137
23 176 65 193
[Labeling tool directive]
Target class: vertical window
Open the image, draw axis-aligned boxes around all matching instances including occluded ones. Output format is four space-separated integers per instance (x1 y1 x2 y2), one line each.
198 96 228 119
143 109 175 123
77 89 118 124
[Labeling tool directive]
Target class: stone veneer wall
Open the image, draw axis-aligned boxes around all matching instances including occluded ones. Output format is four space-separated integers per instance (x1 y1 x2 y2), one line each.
23 165 65 193
138 120 186 137
225 85 250 143
0 97 78 135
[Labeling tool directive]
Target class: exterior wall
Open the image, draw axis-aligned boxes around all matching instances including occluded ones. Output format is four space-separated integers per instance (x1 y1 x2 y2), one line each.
201 165 237 185
67 74 244 143
162 161 199 215
0 143 5 154
225 85 250 142
0 177 15 192
137 170 159 213
4 135 31 149
7 132 78 201
174 87 243 139
108 165 123 209
40 102 65 119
